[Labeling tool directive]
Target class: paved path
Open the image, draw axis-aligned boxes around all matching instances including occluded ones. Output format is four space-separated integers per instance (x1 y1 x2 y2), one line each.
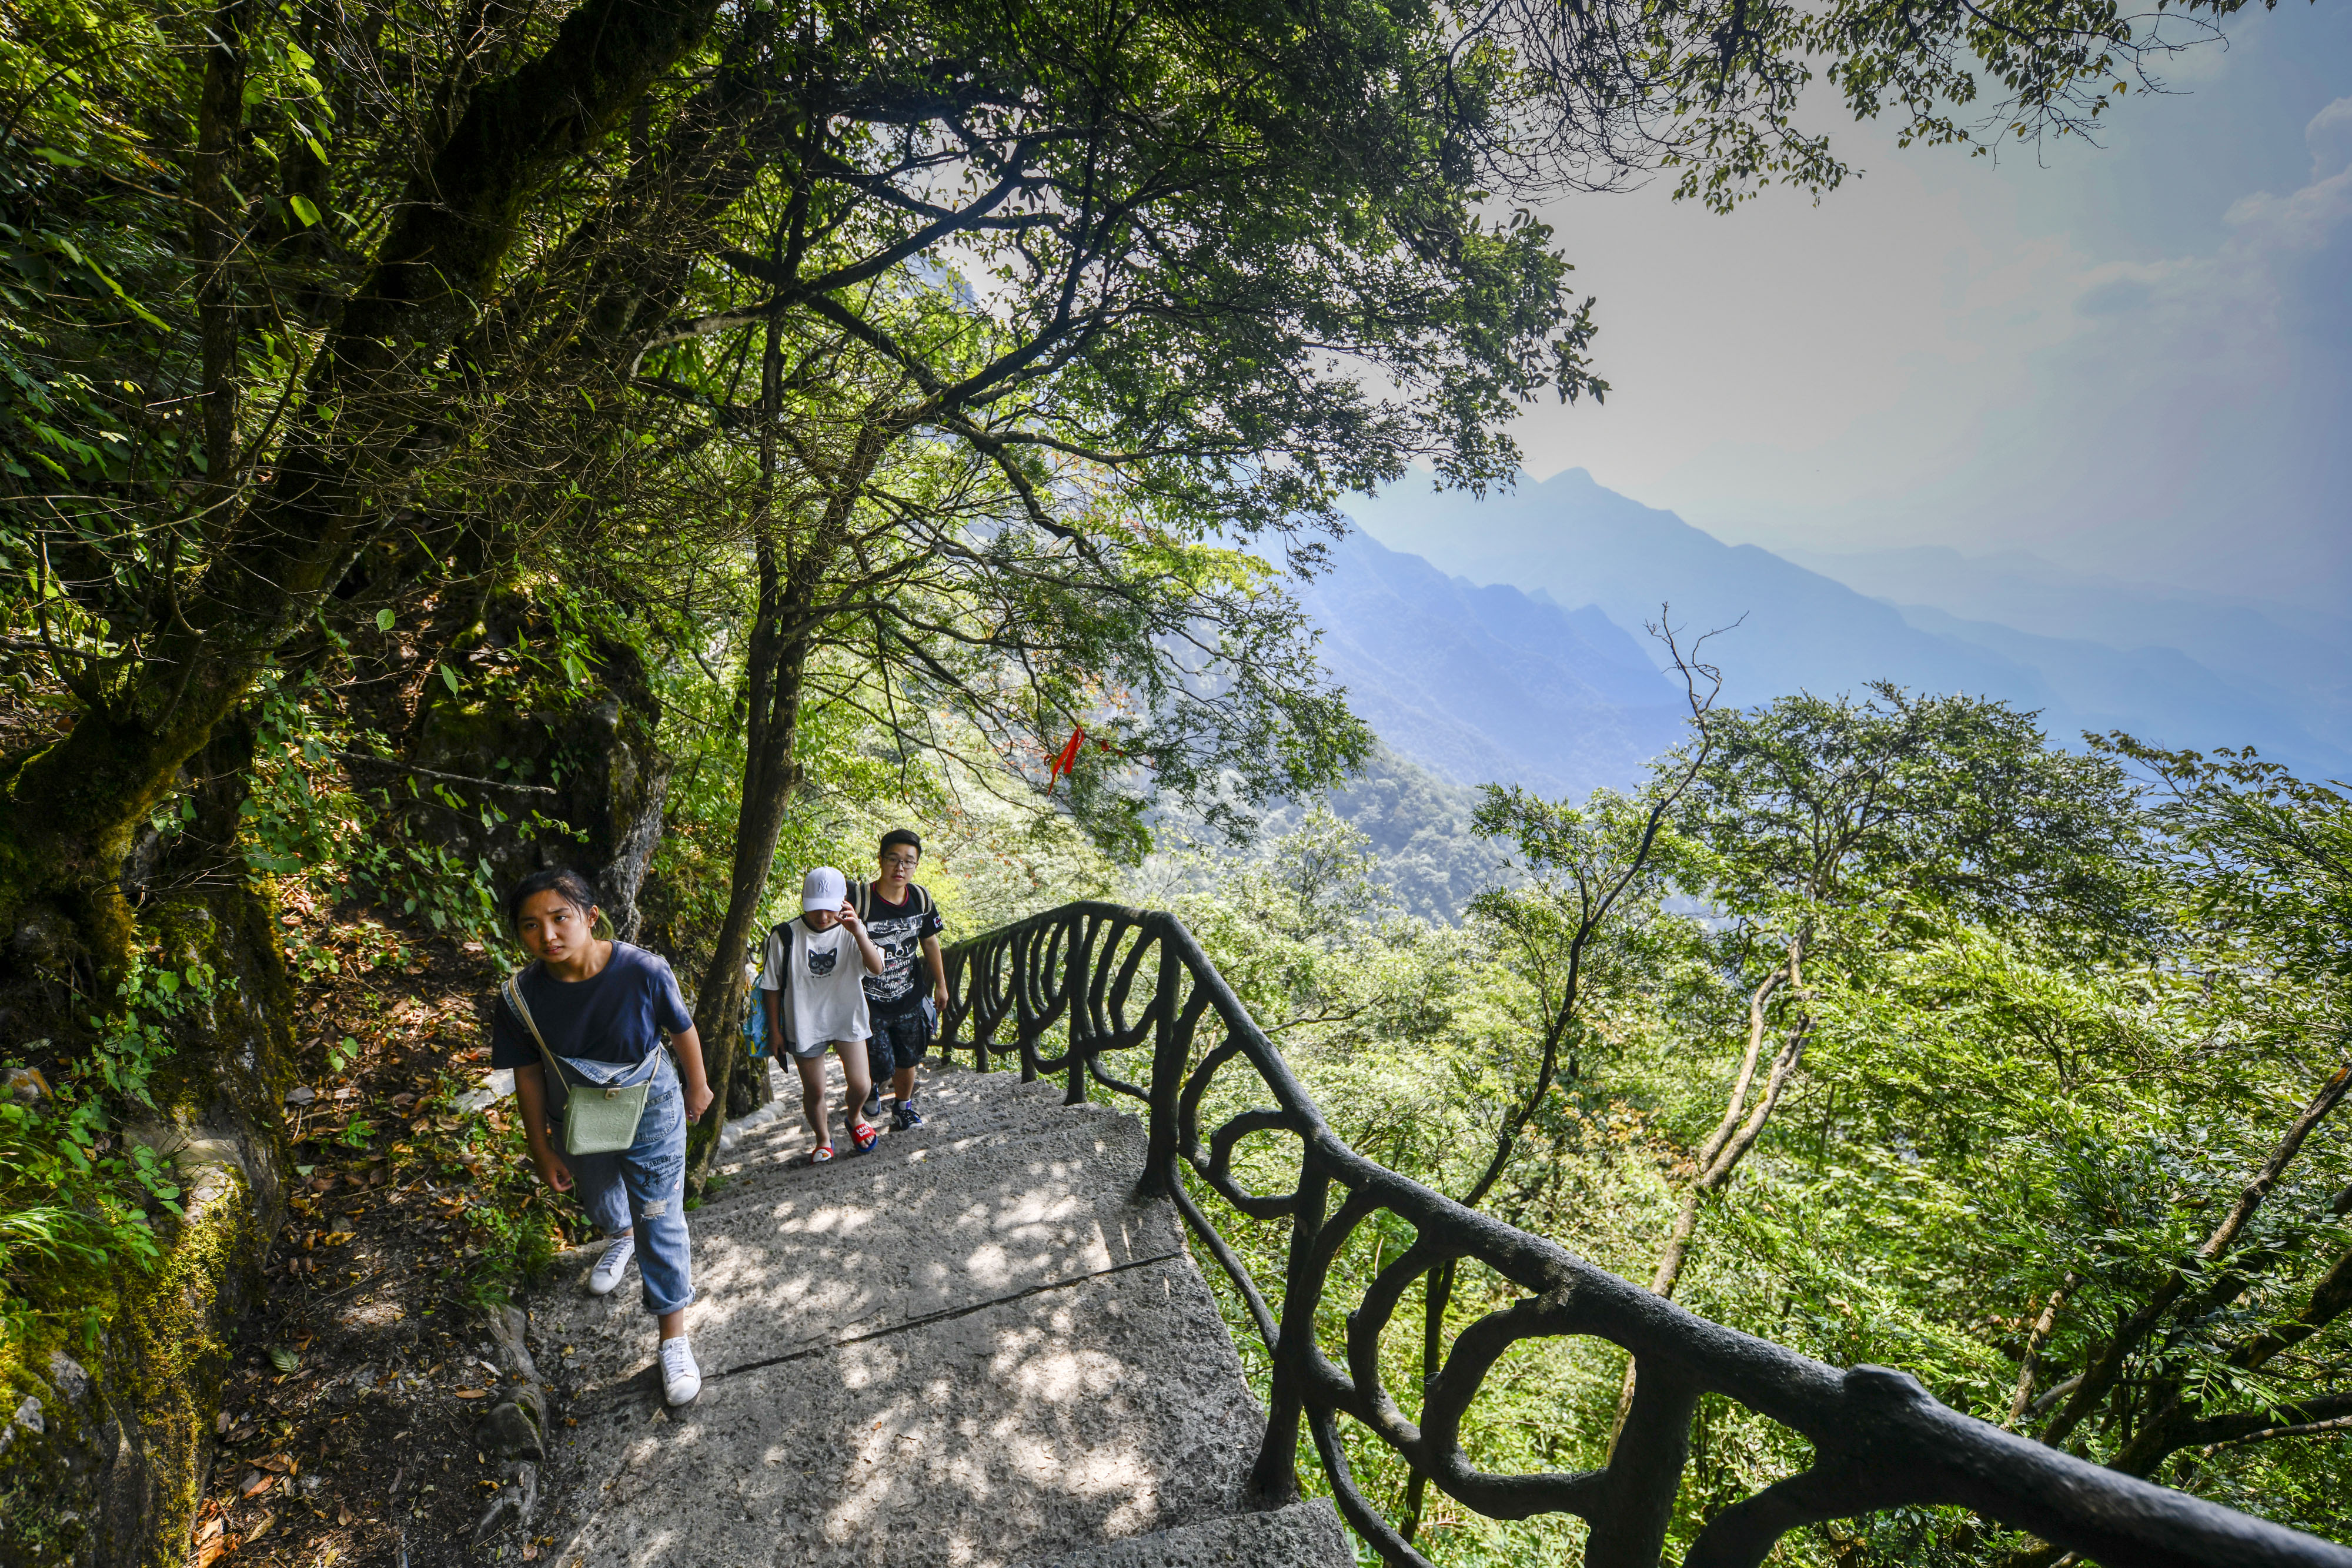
531 1061 1351 1567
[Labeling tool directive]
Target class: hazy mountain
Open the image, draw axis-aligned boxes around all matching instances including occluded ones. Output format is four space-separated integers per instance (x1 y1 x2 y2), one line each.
1347 469 2041 710
1890 605 2338 764
1782 544 2352 758
1342 469 2351 777
1296 530 1690 800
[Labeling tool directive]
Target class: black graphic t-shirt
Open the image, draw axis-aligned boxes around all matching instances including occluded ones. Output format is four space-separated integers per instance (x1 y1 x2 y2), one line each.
856 882 944 1018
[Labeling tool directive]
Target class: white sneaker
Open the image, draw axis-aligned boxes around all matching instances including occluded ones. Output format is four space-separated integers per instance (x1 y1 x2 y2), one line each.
588 1235 636 1296
659 1336 701 1406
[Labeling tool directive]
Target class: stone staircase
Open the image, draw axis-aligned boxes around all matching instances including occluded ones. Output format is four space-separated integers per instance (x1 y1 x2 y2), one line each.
529 1059 1352 1567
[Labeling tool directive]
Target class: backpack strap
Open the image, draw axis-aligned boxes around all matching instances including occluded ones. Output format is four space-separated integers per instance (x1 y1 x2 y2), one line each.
854 879 929 917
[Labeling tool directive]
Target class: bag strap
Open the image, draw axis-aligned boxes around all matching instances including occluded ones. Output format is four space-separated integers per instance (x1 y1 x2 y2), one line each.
854 879 928 917
501 970 566 1091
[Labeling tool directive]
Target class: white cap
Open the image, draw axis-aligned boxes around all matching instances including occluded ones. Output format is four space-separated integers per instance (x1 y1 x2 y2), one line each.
802 866 847 915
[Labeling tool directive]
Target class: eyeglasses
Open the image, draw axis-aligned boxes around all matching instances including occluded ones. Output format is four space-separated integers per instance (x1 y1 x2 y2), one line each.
881 852 920 868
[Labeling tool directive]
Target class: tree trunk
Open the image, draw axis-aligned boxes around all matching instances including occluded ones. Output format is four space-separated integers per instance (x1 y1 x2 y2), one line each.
684 586 809 1185
2007 1272 2076 1427
2039 1051 2352 1450
1612 943 1808 1447
684 310 796 1185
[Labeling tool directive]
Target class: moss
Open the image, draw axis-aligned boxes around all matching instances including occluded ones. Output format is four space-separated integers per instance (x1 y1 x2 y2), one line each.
0 1168 261 1568
109 1162 261 1567
141 881 299 1132
0 877 291 1568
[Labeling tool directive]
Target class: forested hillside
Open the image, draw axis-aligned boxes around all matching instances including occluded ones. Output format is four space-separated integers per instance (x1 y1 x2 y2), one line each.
1 0 2344 1564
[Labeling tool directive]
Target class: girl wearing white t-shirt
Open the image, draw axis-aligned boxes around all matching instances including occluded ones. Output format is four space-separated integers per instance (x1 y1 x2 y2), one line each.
757 866 887 1160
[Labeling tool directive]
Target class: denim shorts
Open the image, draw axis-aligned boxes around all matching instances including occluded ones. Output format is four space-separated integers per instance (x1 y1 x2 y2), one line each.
866 1009 930 1080
551 1052 694 1316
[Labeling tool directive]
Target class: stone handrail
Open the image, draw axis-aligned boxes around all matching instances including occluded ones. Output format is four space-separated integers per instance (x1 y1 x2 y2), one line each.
938 901 2352 1568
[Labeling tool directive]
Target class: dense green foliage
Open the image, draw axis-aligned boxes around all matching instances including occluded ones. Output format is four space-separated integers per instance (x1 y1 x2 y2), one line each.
1165 704 2352 1563
0 0 2334 1557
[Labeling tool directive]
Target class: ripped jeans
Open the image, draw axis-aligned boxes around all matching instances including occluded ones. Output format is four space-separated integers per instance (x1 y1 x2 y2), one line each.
550 1050 694 1316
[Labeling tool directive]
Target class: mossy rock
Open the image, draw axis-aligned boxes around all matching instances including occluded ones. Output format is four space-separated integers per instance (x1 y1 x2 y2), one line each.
397 620 671 934
0 881 289 1568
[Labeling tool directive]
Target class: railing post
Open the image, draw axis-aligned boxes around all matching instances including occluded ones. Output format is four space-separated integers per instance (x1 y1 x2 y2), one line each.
1586 1358 1700 1568
1248 1154 1328 1510
1139 929 1184 1197
1065 915 1093 1105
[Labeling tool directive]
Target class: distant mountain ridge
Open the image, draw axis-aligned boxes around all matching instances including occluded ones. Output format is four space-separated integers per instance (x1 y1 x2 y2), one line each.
1335 469 2351 780
1295 531 1689 801
1779 543 2352 761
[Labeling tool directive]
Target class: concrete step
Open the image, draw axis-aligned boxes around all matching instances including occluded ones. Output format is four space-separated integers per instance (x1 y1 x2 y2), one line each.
533 1085 1275 1568
547 1115 1172 1379
1011 1500 1354 1568
706 1078 1130 1213
716 1062 1099 1174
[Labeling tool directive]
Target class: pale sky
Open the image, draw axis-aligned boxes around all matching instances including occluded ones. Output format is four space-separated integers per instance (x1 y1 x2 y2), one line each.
1506 2 2352 611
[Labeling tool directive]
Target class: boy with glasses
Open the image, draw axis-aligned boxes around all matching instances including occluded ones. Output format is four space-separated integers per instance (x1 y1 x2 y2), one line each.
853 829 948 1129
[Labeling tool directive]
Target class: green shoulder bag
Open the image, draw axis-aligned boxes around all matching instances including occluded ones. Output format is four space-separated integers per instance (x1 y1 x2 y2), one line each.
503 972 651 1156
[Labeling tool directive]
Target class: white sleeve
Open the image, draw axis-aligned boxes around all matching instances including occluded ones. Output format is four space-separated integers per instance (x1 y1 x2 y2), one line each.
756 929 785 991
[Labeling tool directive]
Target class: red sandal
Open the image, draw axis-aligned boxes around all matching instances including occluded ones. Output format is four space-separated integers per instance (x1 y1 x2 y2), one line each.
848 1121 878 1155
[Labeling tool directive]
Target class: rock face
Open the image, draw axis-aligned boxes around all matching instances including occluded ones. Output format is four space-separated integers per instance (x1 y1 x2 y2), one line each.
0 881 292 1568
393 626 672 938
526 1062 1352 1568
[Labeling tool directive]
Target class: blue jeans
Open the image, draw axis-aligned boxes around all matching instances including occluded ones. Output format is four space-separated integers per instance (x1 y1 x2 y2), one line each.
553 1051 694 1316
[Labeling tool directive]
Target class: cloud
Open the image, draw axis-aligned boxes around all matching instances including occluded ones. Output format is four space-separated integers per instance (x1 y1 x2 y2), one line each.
1528 53 2352 609
2223 96 2352 249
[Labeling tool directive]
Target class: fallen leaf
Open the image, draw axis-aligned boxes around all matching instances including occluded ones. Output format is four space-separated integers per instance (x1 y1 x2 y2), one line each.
453 1388 489 1399
268 1346 300 1373
194 1516 225 1546
246 1511 276 1543
214 1410 232 1435
195 1536 229 1568
239 1471 274 1498
338 1502 354 1526
255 1453 295 1474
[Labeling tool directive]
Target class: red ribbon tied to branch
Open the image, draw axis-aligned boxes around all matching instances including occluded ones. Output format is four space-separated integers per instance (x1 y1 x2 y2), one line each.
1048 726 1085 793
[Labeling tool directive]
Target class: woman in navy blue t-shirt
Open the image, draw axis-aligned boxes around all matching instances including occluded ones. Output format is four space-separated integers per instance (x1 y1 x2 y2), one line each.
491 869 714 1405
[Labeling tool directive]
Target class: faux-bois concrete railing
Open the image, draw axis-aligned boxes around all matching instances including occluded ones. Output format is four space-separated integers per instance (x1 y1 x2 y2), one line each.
938 901 2352 1568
